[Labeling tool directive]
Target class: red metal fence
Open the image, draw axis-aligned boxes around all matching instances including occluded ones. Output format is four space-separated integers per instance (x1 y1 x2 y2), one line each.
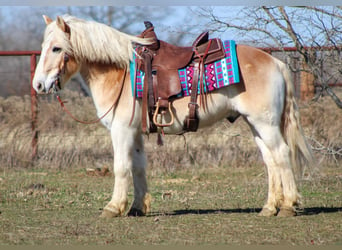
0 51 41 161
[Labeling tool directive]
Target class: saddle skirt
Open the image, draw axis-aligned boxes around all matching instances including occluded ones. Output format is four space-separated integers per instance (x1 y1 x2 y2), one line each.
130 40 240 99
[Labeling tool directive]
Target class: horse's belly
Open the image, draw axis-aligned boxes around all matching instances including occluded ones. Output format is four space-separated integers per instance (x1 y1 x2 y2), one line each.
163 89 235 134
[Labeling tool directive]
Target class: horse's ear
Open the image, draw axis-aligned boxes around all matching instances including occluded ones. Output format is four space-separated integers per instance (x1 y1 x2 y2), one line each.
56 16 71 37
43 15 53 25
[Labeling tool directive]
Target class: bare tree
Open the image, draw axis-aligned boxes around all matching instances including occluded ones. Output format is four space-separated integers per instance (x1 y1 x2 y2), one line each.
196 6 342 108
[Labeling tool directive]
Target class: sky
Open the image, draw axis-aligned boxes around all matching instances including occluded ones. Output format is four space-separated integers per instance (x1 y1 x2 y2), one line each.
0 3 341 48
0 0 341 5
0 6 244 48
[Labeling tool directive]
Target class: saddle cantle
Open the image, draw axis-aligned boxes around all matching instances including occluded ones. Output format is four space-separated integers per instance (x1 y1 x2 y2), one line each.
134 21 226 134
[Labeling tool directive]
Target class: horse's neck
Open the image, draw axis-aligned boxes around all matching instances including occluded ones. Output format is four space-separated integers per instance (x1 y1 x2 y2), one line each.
80 63 128 114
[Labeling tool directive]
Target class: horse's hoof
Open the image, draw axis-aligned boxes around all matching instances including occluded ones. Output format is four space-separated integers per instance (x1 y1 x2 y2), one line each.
127 208 145 217
100 209 118 218
277 207 296 217
258 207 277 217
100 205 124 218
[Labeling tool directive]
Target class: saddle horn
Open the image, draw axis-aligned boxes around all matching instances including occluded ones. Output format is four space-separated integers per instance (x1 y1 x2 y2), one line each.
141 21 159 50
144 21 153 29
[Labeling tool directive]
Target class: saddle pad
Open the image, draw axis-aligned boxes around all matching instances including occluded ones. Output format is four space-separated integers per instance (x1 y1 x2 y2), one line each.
130 40 240 98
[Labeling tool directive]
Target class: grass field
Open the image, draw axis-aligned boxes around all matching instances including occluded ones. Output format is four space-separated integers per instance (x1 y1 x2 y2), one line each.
0 91 341 245
0 165 341 245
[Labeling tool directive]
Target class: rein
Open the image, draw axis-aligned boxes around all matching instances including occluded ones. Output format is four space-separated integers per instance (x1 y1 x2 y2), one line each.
55 65 127 125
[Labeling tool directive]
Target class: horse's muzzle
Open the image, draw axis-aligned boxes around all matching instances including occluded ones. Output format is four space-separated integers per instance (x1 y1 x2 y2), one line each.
34 78 60 94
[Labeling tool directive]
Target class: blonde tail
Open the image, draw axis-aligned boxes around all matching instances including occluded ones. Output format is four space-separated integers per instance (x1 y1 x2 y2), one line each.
281 63 315 179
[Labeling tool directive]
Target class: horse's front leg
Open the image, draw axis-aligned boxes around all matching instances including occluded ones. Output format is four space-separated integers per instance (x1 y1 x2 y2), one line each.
127 133 151 216
100 124 149 218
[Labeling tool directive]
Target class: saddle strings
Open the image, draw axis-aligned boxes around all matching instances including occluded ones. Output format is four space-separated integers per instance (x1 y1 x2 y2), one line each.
194 39 212 112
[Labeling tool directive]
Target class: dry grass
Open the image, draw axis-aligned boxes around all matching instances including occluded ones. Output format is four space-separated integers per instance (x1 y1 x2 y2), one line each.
0 92 112 169
1 89 341 174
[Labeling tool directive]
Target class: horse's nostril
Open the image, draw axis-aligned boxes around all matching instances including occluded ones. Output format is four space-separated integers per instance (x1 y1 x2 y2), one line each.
36 82 44 93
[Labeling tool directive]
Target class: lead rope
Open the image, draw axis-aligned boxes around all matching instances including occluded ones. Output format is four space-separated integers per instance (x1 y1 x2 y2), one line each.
55 67 127 125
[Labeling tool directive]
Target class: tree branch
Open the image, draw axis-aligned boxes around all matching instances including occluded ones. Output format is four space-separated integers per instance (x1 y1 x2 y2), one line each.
198 6 342 109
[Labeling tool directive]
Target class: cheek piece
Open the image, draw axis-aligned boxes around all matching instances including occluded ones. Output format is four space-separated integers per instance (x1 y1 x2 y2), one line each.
52 53 69 93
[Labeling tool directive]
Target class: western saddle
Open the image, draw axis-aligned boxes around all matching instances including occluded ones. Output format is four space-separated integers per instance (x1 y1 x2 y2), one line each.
134 21 225 135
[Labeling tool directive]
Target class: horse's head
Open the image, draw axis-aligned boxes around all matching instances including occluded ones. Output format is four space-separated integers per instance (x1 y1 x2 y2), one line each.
33 15 79 94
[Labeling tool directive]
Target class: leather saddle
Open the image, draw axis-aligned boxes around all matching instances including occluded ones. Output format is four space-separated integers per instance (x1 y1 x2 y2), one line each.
134 21 225 134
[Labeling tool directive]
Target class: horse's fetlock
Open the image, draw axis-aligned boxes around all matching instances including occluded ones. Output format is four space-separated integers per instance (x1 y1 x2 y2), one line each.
143 192 152 214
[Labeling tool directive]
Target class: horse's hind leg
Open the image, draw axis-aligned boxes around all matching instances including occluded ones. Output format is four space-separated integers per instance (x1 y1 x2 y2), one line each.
253 135 282 216
247 119 299 217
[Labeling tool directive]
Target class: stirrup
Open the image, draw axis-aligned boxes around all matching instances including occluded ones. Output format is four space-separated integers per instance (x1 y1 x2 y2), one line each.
153 101 174 127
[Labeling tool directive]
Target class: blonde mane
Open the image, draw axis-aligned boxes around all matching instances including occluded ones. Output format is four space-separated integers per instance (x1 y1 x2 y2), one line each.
45 15 150 68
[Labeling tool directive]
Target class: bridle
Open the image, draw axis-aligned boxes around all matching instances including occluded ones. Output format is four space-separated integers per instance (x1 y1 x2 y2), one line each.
52 53 69 93
52 52 126 125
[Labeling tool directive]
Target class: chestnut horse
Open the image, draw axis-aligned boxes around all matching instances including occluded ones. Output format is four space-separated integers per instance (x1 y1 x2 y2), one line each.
33 15 313 217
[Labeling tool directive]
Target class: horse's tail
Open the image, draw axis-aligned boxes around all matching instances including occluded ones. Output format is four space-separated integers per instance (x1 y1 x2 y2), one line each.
280 62 315 179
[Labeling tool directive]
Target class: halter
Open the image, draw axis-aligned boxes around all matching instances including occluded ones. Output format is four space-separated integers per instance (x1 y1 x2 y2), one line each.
53 53 127 125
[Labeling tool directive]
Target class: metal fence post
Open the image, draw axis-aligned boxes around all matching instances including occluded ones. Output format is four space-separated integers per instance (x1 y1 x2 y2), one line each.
30 54 38 162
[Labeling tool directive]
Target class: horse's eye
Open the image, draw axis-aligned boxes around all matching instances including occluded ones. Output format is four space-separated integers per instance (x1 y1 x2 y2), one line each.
52 46 62 53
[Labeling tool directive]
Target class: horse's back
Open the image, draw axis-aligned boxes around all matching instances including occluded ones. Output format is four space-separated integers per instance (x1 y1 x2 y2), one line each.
232 44 287 116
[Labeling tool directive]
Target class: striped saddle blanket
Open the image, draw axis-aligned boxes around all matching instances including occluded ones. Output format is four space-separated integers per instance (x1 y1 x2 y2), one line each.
130 40 240 98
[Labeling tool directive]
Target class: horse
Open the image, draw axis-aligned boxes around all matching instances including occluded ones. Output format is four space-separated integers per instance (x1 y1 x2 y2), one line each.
32 14 313 218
